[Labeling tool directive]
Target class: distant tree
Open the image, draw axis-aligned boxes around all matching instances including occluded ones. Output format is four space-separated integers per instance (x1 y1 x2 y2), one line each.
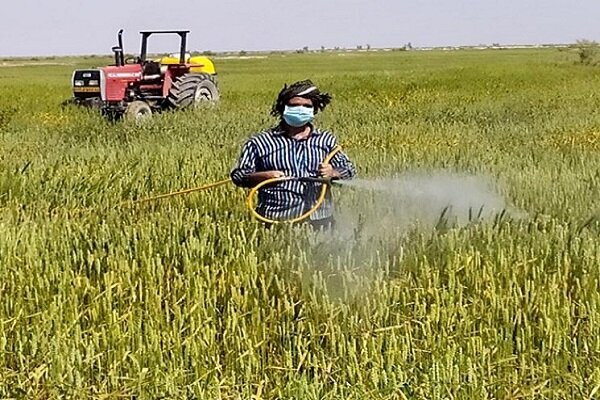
366 44 371 51
575 39 599 65
321 46 326 53
356 45 363 50
303 46 309 53
239 50 247 56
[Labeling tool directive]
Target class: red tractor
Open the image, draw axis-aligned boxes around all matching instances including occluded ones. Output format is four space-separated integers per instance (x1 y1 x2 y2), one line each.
71 29 219 120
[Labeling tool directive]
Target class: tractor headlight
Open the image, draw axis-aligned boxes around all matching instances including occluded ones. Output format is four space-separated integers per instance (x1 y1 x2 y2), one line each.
74 80 84 87
88 80 99 86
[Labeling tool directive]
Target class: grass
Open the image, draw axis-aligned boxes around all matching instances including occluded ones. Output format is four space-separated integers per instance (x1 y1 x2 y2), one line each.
1 48 600 399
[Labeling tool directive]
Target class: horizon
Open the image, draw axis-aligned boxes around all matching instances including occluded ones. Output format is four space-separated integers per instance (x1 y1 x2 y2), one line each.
0 42 581 60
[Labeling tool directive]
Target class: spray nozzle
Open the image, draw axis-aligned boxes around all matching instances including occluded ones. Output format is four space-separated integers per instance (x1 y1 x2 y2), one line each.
296 176 340 184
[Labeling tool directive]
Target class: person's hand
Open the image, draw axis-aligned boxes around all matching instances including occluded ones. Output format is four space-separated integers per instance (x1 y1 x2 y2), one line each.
266 170 285 179
318 163 340 179
243 170 286 187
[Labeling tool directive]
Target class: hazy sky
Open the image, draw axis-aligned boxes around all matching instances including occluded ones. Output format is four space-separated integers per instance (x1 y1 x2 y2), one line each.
2 0 599 56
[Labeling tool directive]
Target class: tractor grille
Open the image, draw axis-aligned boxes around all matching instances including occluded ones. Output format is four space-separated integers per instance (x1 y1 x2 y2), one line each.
72 70 102 97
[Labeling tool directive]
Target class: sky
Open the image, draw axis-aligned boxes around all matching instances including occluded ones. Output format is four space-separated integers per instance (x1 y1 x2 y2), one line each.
2 0 599 57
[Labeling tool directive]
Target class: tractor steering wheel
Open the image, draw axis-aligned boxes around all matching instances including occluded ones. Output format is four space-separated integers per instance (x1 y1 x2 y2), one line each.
125 57 139 65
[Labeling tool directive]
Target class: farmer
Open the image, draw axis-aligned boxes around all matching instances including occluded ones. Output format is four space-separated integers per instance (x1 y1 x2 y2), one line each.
231 80 355 229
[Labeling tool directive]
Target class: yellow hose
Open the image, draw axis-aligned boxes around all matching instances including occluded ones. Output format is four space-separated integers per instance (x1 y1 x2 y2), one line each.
130 178 232 205
130 146 342 224
246 145 341 224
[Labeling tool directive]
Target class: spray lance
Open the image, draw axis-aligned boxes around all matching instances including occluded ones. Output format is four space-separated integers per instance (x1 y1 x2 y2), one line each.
129 146 343 224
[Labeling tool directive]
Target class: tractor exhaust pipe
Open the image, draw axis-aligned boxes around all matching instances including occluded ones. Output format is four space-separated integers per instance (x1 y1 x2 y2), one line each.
112 29 125 66
118 29 124 66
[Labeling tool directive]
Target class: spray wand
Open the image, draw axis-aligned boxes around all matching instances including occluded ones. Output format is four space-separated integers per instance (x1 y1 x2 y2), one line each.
129 146 343 224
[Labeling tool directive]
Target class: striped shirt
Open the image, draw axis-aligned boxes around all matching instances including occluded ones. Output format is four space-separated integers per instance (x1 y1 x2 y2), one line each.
231 125 356 221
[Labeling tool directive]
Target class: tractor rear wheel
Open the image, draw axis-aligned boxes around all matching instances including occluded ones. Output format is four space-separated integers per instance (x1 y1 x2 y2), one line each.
125 101 152 122
167 73 219 109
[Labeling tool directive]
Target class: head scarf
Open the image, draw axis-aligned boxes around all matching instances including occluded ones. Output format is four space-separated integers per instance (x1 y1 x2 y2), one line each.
271 79 332 117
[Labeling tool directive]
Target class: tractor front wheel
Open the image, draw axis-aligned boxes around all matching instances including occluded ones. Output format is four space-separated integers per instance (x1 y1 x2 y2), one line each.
168 73 219 109
125 101 152 122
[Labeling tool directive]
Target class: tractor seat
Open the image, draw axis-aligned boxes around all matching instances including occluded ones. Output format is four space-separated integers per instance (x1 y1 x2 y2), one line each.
142 61 162 81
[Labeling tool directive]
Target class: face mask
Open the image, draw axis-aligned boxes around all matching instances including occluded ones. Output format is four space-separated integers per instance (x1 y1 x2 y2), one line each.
283 105 314 127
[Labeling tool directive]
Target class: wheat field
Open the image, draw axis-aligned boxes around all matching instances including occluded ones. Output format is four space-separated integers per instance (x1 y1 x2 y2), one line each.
1 49 600 399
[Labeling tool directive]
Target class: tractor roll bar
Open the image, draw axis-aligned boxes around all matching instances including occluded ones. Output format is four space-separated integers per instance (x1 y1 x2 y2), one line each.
139 30 191 64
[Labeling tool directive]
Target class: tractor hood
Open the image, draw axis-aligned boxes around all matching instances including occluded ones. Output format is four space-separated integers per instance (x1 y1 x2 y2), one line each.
102 64 143 79
101 65 143 102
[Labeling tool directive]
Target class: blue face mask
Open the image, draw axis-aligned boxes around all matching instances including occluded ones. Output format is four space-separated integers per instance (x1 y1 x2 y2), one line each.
283 105 314 127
